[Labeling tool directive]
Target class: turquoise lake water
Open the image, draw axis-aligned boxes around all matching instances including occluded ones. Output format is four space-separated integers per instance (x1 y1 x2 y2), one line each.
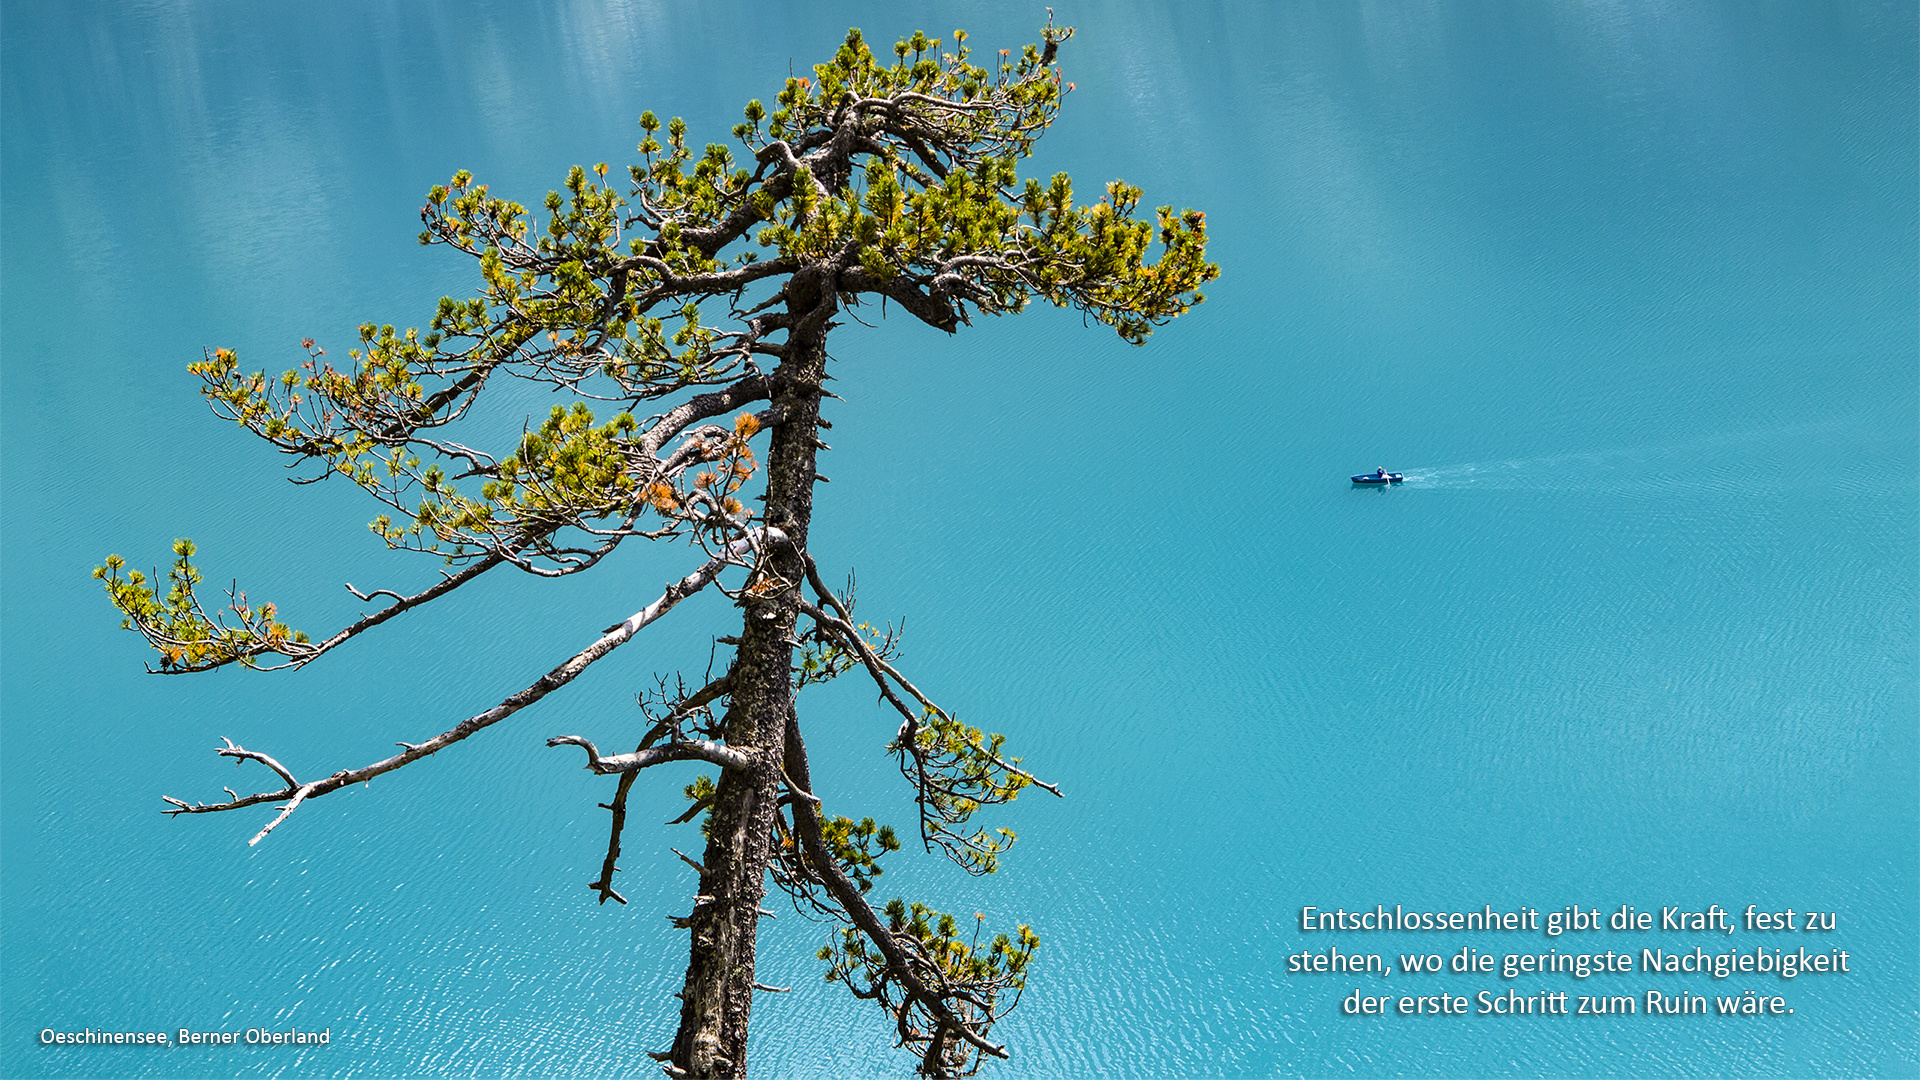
3 1 1914 1076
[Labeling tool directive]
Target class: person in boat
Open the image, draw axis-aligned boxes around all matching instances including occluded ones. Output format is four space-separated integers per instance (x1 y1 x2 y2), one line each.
1376 467 1388 479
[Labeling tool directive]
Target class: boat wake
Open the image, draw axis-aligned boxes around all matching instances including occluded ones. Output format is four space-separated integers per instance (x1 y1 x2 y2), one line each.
1401 447 1718 493
1393 418 1886 497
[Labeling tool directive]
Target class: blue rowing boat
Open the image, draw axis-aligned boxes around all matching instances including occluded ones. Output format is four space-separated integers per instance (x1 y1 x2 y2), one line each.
1351 471 1404 484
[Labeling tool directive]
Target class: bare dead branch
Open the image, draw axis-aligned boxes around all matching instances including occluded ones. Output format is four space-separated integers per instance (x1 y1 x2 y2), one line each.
217 736 298 788
546 734 756 775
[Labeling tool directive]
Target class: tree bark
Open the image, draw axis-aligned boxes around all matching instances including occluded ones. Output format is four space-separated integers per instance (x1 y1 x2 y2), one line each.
670 285 832 1079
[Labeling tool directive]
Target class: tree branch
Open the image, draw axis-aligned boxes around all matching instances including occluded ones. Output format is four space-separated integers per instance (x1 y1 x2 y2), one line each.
783 708 1012 1066
837 270 961 332
303 552 507 665
163 529 786 842
638 374 787 457
215 736 298 788
799 563 1058 799
545 734 757 775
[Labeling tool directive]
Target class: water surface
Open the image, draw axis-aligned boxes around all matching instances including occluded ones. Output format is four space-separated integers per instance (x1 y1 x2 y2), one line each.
3 1 1914 1076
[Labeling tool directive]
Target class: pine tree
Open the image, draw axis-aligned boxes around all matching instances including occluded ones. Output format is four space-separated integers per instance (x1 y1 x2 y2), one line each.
97 21 1214 1078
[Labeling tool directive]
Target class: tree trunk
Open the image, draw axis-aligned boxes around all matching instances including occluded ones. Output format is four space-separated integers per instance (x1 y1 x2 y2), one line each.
670 292 831 1079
